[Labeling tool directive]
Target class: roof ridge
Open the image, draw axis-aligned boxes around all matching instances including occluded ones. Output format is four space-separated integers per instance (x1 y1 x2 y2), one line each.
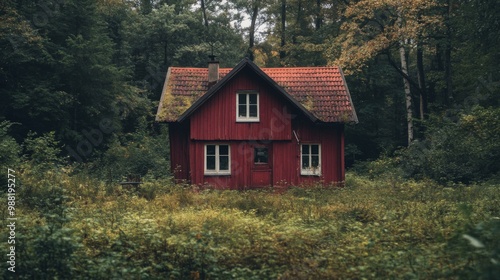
262 66 339 69
157 60 357 123
169 66 339 69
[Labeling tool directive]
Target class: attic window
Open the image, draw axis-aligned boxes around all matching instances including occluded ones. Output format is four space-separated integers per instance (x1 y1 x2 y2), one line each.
236 91 259 122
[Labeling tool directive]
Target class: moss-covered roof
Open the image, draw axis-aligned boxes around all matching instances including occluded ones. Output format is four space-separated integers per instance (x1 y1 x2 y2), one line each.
156 59 357 123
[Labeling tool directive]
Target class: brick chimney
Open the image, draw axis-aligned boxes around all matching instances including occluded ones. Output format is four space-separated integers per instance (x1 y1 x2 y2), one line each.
208 55 219 86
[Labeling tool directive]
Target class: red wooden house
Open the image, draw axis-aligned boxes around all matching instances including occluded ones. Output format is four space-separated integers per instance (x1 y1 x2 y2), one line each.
156 58 357 189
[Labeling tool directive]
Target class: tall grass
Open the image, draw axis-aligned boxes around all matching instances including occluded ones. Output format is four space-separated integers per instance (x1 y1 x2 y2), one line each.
1 169 499 279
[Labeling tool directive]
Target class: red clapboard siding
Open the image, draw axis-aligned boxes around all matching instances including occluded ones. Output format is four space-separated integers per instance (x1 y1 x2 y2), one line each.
190 69 293 141
159 58 356 188
166 59 350 188
294 120 345 184
189 141 254 190
169 122 190 181
273 123 344 187
272 141 299 186
172 120 345 188
185 126 344 189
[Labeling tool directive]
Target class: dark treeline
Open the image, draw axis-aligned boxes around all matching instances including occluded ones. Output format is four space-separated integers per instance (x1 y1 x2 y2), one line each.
1 0 499 183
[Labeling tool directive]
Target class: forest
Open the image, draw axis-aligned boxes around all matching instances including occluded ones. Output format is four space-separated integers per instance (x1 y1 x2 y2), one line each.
0 0 499 278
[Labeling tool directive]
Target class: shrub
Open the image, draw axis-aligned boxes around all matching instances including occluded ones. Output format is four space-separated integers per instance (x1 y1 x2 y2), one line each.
99 122 170 181
447 217 500 279
0 121 21 169
2 170 499 279
21 131 64 177
8 185 80 280
398 106 500 183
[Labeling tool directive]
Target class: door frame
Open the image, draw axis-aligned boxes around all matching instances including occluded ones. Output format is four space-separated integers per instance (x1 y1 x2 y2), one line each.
250 143 273 187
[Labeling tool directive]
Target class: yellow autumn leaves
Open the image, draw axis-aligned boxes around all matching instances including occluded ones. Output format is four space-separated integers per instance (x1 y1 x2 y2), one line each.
331 0 444 74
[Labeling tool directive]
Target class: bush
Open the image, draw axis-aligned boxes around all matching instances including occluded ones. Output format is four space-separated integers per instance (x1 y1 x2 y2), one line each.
447 217 500 279
99 122 170 181
6 185 80 280
0 121 21 169
22 131 64 172
1 171 499 279
398 106 500 183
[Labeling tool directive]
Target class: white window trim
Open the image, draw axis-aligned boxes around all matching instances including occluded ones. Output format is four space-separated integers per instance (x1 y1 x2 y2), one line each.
204 144 231 176
236 91 260 122
300 144 321 176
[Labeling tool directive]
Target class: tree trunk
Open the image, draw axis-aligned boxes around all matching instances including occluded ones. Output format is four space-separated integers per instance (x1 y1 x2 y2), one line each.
444 0 453 104
416 44 427 119
315 0 322 30
164 41 168 67
248 3 259 60
200 0 209 27
396 11 413 145
292 0 302 44
400 43 414 145
280 0 286 60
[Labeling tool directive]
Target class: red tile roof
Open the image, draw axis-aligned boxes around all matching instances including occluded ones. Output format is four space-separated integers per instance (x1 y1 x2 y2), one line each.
156 60 357 123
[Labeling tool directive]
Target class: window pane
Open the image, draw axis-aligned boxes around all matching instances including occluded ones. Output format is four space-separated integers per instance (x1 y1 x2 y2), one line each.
238 94 246 105
219 156 229 170
206 145 216 155
206 155 216 170
219 145 229 155
249 104 257 117
238 105 247 117
302 145 310 155
311 145 319 154
249 94 257 105
302 155 309 168
312 155 320 168
254 147 268 163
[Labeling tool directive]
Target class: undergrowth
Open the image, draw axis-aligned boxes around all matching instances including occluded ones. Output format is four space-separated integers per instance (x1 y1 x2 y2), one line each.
1 169 499 279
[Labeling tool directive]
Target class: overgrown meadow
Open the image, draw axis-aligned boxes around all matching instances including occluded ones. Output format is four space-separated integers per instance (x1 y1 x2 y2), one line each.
1 166 499 279
2 0 500 278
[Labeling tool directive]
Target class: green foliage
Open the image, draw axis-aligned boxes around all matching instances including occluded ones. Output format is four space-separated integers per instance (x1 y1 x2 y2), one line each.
1 0 152 152
23 131 63 169
0 121 21 168
2 1 500 277
2 0 500 170
99 122 170 180
446 216 500 279
14 186 79 279
2 170 499 279
452 0 500 108
126 3 244 98
398 106 500 183
350 155 405 185
1 166 79 279
344 61 407 164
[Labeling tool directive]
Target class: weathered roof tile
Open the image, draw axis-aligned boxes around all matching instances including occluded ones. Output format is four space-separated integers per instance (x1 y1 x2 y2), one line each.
156 62 357 123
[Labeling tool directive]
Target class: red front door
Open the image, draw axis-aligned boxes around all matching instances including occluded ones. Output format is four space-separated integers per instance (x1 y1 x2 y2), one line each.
251 144 272 187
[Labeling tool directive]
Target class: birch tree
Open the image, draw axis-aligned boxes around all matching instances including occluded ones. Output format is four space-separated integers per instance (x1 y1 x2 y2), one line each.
331 0 443 145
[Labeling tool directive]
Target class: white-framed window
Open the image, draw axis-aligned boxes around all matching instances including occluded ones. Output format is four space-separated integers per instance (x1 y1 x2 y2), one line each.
236 91 259 122
301 144 321 176
204 144 231 175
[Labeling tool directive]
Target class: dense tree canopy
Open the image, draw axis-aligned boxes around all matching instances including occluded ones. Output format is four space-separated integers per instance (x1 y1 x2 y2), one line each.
1 3 499 279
